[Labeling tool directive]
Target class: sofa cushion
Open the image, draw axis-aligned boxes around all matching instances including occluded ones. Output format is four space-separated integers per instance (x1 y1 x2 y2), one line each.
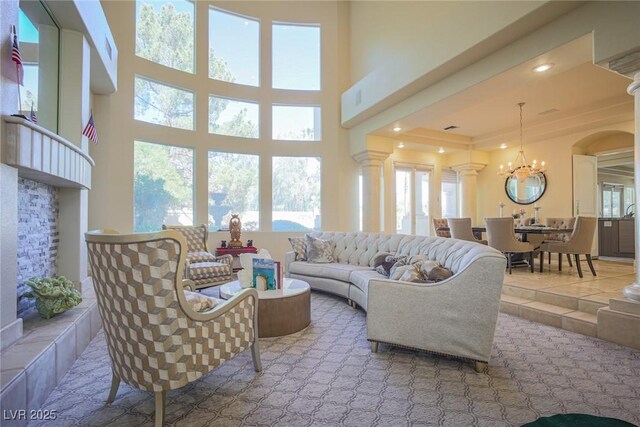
288 261 371 282
305 235 335 263
186 251 218 264
288 237 307 261
184 290 221 312
350 270 387 293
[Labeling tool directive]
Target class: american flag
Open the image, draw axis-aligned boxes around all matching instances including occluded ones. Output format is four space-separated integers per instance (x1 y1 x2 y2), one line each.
11 25 23 85
82 111 98 144
30 103 37 124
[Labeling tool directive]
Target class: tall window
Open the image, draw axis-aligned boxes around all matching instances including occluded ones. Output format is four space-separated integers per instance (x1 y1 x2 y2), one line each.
272 157 321 231
209 96 259 138
208 152 259 231
272 105 321 141
624 187 635 216
272 23 320 90
135 76 194 130
18 10 38 112
209 8 259 86
396 166 431 235
441 169 459 218
134 141 194 232
135 0 194 73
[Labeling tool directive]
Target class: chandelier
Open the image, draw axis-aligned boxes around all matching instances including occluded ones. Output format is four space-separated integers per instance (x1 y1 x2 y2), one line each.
498 102 545 183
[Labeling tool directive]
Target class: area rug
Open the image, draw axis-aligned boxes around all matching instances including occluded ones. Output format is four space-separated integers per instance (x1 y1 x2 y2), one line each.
29 291 640 426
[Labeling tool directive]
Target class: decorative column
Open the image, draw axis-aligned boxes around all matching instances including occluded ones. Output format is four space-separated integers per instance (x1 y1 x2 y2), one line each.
353 150 389 232
624 72 640 302
452 163 486 223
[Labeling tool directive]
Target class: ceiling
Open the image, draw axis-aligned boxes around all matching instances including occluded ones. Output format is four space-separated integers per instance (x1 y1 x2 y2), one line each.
597 151 634 178
376 35 634 153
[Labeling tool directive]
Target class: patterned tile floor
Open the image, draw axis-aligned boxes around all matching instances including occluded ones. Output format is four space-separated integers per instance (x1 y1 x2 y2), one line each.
31 291 640 427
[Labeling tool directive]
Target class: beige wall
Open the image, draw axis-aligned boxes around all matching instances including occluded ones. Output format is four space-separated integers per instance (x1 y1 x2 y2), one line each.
92 1 355 263
476 121 635 225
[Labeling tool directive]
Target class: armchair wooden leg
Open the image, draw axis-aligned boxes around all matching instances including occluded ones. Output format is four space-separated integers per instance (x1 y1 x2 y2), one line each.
574 254 583 278
585 254 597 276
558 253 562 272
529 252 534 273
507 253 512 274
371 341 379 353
539 251 544 272
251 341 262 372
154 391 165 427
474 361 488 373
567 254 573 267
548 252 551 265
106 373 120 404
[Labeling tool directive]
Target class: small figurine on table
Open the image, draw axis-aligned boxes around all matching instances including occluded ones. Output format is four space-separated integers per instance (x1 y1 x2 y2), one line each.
220 240 227 248
247 239 253 247
229 214 243 248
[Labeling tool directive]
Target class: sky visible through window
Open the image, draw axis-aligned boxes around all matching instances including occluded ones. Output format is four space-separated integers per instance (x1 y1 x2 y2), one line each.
209 8 259 86
273 23 320 90
18 10 38 43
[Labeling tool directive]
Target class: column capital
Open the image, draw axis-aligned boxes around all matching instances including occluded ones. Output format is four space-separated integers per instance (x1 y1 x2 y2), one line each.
628 72 640 95
450 162 486 176
353 150 390 167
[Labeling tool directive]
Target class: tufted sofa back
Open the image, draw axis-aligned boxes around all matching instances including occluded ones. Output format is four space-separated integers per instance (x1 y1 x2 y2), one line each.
306 232 503 275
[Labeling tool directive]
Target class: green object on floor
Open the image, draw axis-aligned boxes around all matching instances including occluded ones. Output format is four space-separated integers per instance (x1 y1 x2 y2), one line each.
522 413 636 427
22 276 82 319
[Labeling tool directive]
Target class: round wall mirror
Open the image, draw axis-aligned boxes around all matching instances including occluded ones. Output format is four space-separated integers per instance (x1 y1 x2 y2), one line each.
505 169 547 205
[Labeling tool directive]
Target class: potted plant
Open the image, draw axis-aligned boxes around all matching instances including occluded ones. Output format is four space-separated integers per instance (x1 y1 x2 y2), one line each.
22 276 82 319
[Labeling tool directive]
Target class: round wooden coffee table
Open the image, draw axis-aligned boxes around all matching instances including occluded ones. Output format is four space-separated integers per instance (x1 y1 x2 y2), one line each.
219 278 311 338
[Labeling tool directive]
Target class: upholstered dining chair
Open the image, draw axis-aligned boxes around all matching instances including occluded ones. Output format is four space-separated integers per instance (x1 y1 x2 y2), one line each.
432 218 451 237
543 217 576 267
539 216 597 278
162 224 233 289
449 218 488 245
485 217 535 273
86 229 261 427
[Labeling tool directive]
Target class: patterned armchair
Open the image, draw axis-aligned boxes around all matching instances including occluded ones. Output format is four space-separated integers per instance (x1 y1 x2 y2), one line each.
162 224 233 289
86 229 261 427
432 218 451 237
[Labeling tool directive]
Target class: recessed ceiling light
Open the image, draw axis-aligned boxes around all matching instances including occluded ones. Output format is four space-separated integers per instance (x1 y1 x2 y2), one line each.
533 63 553 73
438 147 445 154
393 126 402 132
500 143 507 149
397 142 405 148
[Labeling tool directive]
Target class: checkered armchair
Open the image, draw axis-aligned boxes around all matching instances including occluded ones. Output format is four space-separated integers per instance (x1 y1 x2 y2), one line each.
162 224 233 289
86 229 261 427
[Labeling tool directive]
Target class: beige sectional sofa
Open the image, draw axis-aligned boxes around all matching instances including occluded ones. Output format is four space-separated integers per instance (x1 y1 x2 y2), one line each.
285 232 507 370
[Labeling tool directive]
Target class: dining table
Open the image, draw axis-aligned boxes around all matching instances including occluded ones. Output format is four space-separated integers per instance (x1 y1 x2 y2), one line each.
437 226 573 242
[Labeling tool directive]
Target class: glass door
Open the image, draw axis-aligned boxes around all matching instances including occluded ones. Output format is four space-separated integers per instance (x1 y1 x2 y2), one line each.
395 166 431 235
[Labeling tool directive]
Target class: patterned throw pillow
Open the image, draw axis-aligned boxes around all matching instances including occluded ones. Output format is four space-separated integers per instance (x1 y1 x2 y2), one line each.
184 290 220 312
420 261 454 282
288 237 307 261
305 235 335 263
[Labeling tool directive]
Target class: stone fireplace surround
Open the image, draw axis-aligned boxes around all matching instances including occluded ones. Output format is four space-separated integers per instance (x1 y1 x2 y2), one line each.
1 118 96 424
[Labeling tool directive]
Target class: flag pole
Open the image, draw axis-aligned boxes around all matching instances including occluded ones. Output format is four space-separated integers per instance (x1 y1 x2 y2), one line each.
12 25 22 113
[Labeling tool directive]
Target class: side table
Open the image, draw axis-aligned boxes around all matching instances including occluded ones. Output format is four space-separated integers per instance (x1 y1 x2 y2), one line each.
215 246 258 272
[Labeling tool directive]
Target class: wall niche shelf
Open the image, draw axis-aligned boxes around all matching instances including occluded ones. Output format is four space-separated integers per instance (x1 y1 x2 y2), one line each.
3 116 94 189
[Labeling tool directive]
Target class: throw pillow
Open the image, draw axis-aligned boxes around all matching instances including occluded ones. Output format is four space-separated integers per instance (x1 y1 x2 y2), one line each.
420 260 454 282
288 237 307 261
388 256 408 279
399 269 429 283
408 254 428 265
184 290 220 312
372 252 393 268
390 264 414 281
428 266 453 282
305 235 335 263
375 265 389 277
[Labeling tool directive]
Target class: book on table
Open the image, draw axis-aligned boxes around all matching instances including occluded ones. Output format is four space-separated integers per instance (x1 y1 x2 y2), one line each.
252 258 276 290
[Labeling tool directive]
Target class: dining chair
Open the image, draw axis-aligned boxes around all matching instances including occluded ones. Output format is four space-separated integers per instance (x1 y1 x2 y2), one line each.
432 218 451 238
449 218 488 245
485 217 535 274
539 216 597 278
543 217 576 267
86 229 261 426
